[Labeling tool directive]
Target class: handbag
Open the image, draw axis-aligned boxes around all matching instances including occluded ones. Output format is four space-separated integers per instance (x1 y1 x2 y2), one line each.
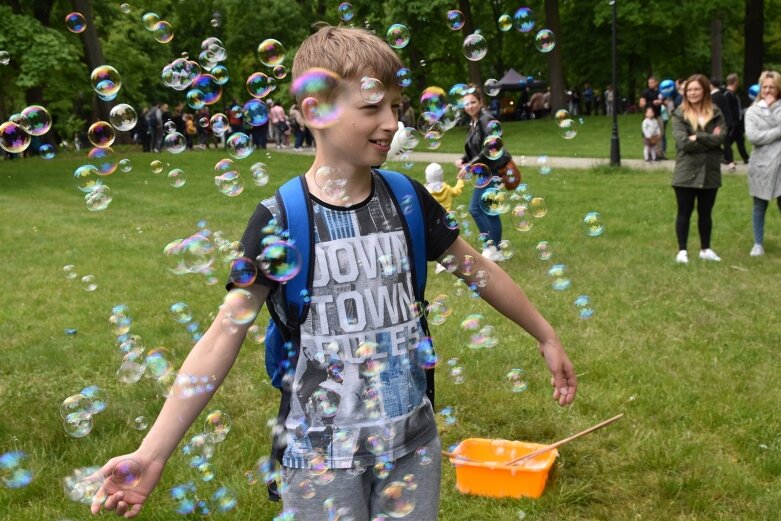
498 158 521 190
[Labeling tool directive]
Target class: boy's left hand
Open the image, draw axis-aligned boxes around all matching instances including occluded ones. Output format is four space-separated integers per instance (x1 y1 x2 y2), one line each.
539 338 577 406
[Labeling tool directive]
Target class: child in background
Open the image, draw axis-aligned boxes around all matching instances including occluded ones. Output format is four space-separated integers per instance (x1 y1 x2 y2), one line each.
642 107 661 162
425 162 465 273
424 162 464 212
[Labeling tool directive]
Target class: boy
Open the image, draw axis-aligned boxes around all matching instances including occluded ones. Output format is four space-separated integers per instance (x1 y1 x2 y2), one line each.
90 26 576 520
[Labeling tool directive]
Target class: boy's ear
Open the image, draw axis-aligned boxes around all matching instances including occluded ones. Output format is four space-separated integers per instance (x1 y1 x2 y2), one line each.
301 96 341 130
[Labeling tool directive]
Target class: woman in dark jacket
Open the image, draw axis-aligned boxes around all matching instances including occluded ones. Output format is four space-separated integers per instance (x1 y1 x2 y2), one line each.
455 86 510 261
671 74 726 264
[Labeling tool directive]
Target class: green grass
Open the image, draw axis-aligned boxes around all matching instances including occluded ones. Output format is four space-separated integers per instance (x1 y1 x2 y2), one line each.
1 148 780 520
437 113 651 160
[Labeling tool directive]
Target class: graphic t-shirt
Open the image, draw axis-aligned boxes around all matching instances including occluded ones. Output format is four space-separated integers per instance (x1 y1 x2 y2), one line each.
236 171 459 469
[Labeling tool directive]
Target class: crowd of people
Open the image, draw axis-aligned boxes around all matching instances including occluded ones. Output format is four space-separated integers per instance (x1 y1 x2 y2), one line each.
130 99 315 154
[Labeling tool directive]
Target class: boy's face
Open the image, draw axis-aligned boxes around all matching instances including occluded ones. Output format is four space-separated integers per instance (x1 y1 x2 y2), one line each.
309 80 402 170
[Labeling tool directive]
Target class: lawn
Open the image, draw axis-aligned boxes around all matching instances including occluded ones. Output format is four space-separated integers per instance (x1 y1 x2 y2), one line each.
1 146 779 520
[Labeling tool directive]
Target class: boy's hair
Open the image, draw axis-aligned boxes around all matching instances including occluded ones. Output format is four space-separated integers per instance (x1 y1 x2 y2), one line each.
291 25 402 104
726 73 739 86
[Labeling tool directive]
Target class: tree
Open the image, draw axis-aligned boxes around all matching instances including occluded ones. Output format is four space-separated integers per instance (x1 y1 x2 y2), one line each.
544 0 565 111
744 0 764 85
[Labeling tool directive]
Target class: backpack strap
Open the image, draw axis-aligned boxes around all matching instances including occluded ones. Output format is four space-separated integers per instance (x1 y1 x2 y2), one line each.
275 174 315 326
374 169 427 302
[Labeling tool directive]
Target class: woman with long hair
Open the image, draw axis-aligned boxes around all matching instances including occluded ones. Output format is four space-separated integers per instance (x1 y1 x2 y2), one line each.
744 70 781 256
670 74 726 263
455 86 510 261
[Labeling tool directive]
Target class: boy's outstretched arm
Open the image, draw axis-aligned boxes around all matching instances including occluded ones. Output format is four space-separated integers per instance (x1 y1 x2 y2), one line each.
90 284 270 518
441 237 577 406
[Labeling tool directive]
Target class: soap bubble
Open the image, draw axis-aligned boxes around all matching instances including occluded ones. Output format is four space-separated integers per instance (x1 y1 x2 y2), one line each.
537 155 551 175
536 241 553 261
506 368 528 392
379 480 415 517
111 459 143 488
360 77 385 104
396 67 413 87
87 121 115 148
65 12 87 33
386 24 410 49
574 295 595 320
226 132 253 159
257 39 285 67
559 118 578 139
0 51 9 65
463 33 488 61
259 241 302 282
109 104 138 131
152 21 174 43
142 12 160 30
583 211 604 236
21 105 52 136
484 78 501 97
204 410 232 443
547 264 571 291
446 10 465 30
168 168 186 188
0 451 33 489
510 205 533 232
249 162 269 186
479 187 510 216
223 288 260 325
91 65 121 98
498 14 513 32
164 132 186 154
529 197 547 218
513 7 535 33
535 29 556 53
0 121 31 153
246 72 274 99
338 2 354 21
81 274 98 291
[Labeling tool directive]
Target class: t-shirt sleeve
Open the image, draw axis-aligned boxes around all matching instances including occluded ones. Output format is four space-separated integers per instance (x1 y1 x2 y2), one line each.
225 201 280 291
411 178 460 260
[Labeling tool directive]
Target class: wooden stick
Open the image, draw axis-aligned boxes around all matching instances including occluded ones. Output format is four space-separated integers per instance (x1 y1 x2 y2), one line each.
440 450 479 464
506 413 624 467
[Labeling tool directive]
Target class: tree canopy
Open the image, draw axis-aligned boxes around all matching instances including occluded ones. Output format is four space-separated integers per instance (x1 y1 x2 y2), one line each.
0 0 777 139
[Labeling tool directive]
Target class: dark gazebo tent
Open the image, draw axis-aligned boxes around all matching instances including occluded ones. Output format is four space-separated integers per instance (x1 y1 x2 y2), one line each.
494 69 547 119
497 68 547 91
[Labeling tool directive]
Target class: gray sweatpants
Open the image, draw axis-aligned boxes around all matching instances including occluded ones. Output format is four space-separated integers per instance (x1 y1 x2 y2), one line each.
280 436 442 520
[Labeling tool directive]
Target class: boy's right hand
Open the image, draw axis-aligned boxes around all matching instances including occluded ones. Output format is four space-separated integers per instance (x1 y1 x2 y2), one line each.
89 453 165 518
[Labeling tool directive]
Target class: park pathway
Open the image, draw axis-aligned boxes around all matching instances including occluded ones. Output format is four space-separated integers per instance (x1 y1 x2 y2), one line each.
278 147 748 174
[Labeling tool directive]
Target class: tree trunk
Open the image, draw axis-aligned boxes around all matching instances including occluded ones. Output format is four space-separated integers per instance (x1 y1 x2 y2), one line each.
457 0 483 98
71 0 112 121
544 0 566 111
743 0 763 87
710 17 722 86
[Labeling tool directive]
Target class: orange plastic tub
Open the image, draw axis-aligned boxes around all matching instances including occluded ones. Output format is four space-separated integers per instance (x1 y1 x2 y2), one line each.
448 438 558 499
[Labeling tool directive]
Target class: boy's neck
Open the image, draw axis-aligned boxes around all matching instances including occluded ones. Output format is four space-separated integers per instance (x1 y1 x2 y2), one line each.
305 156 374 207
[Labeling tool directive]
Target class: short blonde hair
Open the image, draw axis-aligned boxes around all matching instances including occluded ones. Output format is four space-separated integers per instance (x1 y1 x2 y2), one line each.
755 70 781 105
291 25 403 104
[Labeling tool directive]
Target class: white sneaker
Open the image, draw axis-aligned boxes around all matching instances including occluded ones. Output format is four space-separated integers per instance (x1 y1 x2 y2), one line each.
435 263 447 274
699 249 721 261
750 244 764 257
675 250 689 264
491 250 506 262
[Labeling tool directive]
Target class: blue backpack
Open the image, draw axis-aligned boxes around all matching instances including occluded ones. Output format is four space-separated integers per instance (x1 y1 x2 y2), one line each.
263 168 433 392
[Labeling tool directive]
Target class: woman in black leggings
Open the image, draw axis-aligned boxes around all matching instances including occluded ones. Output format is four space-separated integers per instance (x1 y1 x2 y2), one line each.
670 74 726 263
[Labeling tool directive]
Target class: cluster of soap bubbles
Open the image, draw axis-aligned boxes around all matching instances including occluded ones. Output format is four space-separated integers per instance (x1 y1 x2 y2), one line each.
506 368 529 393
140 12 174 43
446 357 465 384
60 385 108 438
1 452 33 489
553 109 580 140
460 314 498 349
62 466 102 503
164 222 245 284
170 481 238 515
63 264 99 292
0 104 55 159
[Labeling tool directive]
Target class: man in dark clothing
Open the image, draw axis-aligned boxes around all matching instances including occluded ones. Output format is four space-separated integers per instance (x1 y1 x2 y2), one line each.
723 73 750 166
639 76 667 159
710 78 732 168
